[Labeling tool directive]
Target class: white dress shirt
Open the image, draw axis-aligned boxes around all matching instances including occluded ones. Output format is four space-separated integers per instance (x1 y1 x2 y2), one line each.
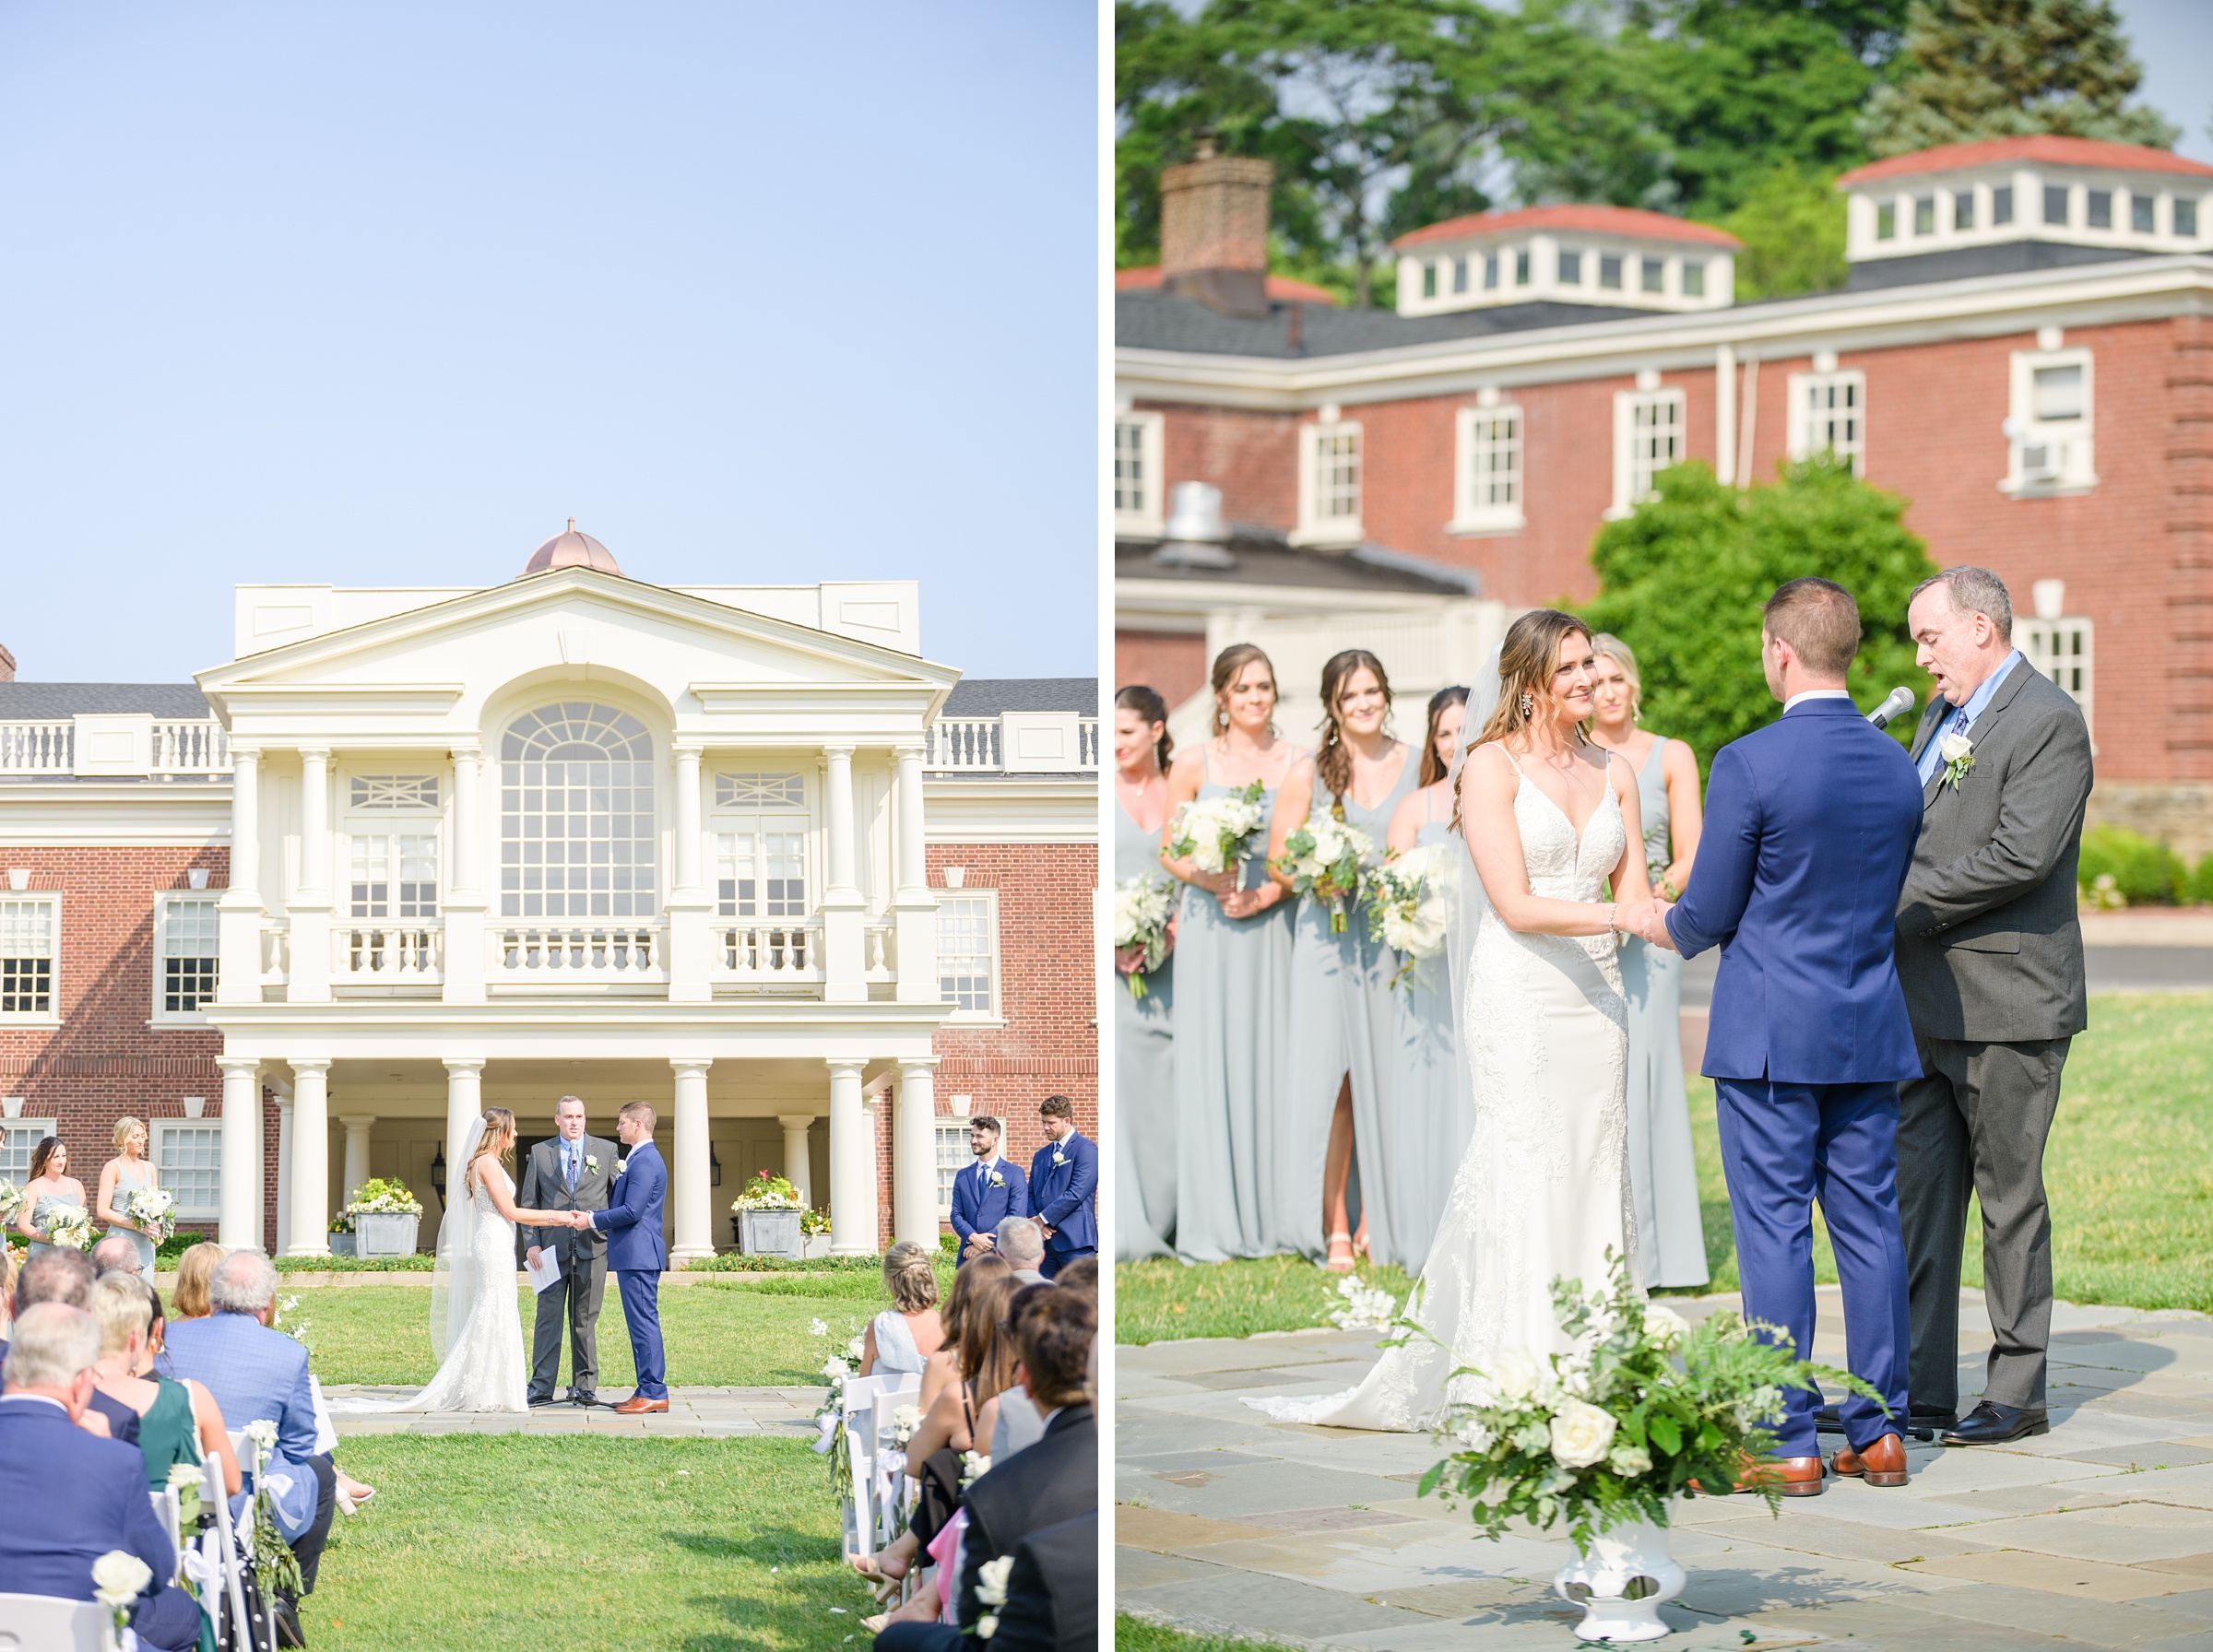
1783 688 1852 713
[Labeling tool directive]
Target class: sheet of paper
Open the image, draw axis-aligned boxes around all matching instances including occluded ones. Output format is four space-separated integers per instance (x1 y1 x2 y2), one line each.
526 1244 563 1295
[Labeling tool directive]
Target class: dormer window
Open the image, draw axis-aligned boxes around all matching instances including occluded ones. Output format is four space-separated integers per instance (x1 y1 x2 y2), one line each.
1955 191 1975 230
1423 262 1438 298
1389 206 1737 316
1913 195 1935 235
2044 184 2069 226
1453 256 1469 293
1559 249 1582 284
1600 254 1623 289
2087 189 2112 230
2132 194 2155 233
1682 261 1704 297
1640 257 1663 293
1485 253 1500 289
2179 199 2199 235
1514 248 1531 285
1876 202 1897 240
1993 185 2014 224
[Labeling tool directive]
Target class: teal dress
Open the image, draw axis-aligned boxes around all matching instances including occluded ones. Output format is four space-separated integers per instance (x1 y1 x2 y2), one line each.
1115 793 1178 1261
1270 748 1421 1266
107 1159 160 1280
1172 749 1297 1263
1617 738 1710 1288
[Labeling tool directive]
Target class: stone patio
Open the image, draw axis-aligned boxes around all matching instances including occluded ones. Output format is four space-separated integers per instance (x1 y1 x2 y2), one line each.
325 1384 821 1438
1116 1288 2213 1650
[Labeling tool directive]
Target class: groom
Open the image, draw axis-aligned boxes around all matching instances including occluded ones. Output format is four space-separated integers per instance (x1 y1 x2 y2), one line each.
1651 578 1924 1495
581 1100 669 1414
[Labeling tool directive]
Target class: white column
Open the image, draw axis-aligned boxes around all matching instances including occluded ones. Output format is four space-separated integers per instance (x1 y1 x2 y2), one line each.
442 1057 486 1216
822 746 865 1003
667 744 711 1004
776 1114 816 1210
339 1115 376 1207
274 1088 294 1256
1715 343 1738 487
443 747 487 1005
449 744 480 894
893 1057 939 1247
218 1057 262 1249
669 1058 715 1262
290 748 332 1002
826 1059 875 1255
284 1059 331 1257
217 748 264 1006
892 743 940 1005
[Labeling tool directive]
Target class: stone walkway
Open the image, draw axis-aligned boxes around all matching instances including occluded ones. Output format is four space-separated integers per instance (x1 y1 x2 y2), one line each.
1116 1289 2213 1650
325 1385 820 1438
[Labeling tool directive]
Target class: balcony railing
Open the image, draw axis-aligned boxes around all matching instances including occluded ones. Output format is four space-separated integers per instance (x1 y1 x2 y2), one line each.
925 714 1099 773
0 720 74 773
337 925 444 985
0 716 228 777
714 919 823 989
491 925 668 985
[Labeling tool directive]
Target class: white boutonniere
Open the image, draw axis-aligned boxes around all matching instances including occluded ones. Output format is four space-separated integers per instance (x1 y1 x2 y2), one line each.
1938 731 1976 791
585 1154 600 1174
1052 1149 1067 1166
615 1158 629 1176
988 1169 1005 1188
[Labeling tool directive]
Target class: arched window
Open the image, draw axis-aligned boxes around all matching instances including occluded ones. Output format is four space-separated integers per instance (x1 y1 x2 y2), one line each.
500 703 657 920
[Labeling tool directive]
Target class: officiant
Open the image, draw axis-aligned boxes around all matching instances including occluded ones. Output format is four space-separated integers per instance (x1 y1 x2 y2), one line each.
520 1096 618 1408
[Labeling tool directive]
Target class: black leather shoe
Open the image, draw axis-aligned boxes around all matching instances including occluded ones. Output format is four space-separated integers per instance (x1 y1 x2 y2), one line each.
1815 1403 1953 1442
527 1394 567 1408
1942 1400 2049 1446
273 1592 307 1646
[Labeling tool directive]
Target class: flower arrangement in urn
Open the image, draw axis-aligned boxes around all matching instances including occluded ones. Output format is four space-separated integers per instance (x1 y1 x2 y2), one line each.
1418 1253 1880 1643
730 1169 804 1211
343 1177 423 1219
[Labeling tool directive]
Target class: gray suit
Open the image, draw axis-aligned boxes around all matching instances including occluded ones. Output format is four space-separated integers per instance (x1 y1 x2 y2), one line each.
1895 657 2092 1413
518 1132 617 1403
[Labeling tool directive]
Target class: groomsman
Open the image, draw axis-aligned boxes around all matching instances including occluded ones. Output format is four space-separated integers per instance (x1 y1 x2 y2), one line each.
1895 567 2092 1447
1028 1094 1097 1279
950 1115 1029 1263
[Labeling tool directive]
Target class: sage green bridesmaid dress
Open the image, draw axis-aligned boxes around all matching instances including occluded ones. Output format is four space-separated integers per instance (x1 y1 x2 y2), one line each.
1115 793 1178 1260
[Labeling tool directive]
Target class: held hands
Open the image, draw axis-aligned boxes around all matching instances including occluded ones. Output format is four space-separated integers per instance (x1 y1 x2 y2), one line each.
1615 897 1680 951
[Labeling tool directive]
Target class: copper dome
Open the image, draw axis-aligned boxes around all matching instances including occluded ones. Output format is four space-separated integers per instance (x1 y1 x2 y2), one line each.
523 520 621 576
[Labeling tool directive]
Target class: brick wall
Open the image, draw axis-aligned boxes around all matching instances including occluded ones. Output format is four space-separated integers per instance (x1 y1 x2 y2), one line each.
1116 630 1208 708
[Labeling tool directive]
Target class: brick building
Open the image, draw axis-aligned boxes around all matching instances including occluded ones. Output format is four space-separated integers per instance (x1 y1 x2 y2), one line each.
0 530 1096 1256
1117 136 2213 852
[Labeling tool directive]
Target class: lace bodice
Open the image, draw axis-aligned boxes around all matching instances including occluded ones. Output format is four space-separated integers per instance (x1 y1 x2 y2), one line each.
1511 764 1626 902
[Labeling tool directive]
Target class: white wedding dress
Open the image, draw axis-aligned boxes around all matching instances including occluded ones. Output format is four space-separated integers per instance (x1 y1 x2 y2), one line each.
412 1162 530 1412
1252 755 1637 1431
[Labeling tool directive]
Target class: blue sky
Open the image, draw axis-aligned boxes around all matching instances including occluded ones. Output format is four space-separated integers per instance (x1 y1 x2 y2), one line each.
2113 0 2213 165
0 3 1097 685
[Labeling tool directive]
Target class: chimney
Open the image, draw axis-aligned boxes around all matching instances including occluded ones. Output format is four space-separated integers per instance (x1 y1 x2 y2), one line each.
0 642 14 682
1160 136 1273 318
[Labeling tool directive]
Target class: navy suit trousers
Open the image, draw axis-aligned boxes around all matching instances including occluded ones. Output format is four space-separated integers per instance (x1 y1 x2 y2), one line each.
615 1268 667 1398
1715 1077 1911 1457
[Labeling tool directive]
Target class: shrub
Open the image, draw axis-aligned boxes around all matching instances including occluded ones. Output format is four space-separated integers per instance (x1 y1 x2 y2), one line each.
2077 826 2185 906
2190 853 2213 906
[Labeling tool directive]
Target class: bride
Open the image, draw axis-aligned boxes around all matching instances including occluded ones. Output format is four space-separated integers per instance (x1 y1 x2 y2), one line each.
1253 609 1663 1431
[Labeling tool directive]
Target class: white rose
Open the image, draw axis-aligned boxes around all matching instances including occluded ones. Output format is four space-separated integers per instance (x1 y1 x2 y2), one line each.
1939 732 1973 763
1457 1418 1495 1453
976 1614 1000 1641
244 1419 278 1452
1642 1304 1690 1349
976 1553 1016 1608
1548 1398 1618 1469
1607 1443 1652 1476
1485 1348 1539 1400
90 1550 152 1606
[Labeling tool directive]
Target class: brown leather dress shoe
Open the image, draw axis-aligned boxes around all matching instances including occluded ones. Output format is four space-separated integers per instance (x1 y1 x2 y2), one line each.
1830 1432 1909 1487
1734 1455 1826 1497
613 1395 669 1414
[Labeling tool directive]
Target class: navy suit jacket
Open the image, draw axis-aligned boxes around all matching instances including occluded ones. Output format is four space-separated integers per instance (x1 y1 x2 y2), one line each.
590 1139 669 1273
1665 698 1923 1084
1027 1133 1097 1252
950 1155 1029 1257
0 1396 175 1611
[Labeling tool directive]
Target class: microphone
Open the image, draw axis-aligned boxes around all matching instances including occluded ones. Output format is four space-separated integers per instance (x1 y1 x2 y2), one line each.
1868 686 1915 729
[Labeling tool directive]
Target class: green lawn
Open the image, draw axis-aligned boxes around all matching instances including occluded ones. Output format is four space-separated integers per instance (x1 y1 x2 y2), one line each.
310 1435 852 1651
1117 992 2213 1340
1116 1614 1294 1652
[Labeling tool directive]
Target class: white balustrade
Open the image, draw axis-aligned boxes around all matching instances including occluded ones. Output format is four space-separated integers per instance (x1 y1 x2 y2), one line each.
151 721 231 774
490 925 668 983
714 919 824 988
259 921 290 985
1078 717 1100 767
864 921 898 983
0 720 74 773
0 718 231 776
925 717 1000 771
333 925 444 985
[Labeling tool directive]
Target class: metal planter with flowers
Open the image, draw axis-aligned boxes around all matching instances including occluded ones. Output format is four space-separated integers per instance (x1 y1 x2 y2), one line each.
729 1169 804 1258
344 1176 425 1257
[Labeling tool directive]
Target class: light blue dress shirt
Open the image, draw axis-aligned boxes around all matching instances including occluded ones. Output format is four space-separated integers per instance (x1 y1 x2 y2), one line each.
1916 650 2023 785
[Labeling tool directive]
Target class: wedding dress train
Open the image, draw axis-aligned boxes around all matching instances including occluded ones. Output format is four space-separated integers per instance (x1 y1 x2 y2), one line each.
1249 759 1637 1431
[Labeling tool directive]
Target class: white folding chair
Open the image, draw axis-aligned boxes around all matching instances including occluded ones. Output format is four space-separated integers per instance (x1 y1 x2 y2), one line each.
869 1375 924 1599
0 1592 112 1651
839 1374 893 1561
150 1483 183 1563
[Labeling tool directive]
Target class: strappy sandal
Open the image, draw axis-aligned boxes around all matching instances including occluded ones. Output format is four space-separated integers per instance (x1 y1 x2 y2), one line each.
850 1554 905 1603
1325 1232 1355 1273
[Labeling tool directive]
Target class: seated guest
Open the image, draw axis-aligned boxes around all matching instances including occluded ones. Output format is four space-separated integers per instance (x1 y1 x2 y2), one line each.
91 1232 144 1277
877 1286 1096 1652
89 1272 242 1495
859 1241 946 1378
1052 1256 1096 1298
990 1283 1060 1463
1025 1095 1097 1280
979 1510 1097 1652
994 1217 1047 1287
2 1247 143 1448
164 1249 335 1631
0 1303 203 1652
169 1241 225 1323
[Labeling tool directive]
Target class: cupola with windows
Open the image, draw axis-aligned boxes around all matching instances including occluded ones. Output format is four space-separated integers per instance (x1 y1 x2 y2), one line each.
1391 206 1740 318
1837 136 2213 289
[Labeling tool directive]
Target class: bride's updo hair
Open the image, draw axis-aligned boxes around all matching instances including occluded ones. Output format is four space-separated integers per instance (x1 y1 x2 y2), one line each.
467 1106 517 1191
1473 608 1595 751
1314 650 1391 806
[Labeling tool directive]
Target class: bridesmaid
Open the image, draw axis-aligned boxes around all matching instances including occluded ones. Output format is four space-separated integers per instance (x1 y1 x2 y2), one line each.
16 1135 88 1260
97 1115 162 1281
1162 644 1304 1263
1383 686 1474 1274
1589 634 1710 1289
1114 685 1179 1260
1269 651 1419 1271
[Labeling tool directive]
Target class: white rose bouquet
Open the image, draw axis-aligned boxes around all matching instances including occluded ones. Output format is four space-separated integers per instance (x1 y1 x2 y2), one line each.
1113 874 1175 999
1275 811 1375 933
1417 1252 1884 1552
123 1184 176 1245
807 1316 865 1493
40 1204 95 1252
1166 780 1268 881
1366 841 1458 987
0 1181 22 1223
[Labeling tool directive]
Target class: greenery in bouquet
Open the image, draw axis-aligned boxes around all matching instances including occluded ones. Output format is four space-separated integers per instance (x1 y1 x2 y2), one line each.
242 1420 305 1599
1166 780 1267 879
1277 811 1374 933
40 1203 96 1252
730 1169 804 1211
1113 873 1176 998
1418 1252 1881 1552
122 1184 177 1245
1367 841 1457 986
343 1176 423 1216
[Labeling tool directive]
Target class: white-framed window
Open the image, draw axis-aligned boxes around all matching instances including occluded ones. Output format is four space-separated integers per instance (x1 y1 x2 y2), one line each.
500 703 657 920
151 1120 222 1220
153 893 219 1021
711 772 811 921
1294 418 1363 546
1787 370 1866 475
937 891 1000 1019
348 833 439 920
2004 348 2096 495
1610 385 1686 516
349 774 440 812
1 1119 60 1184
1450 401 1525 534
936 1123 971 1218
1113 411 1166 538
0 895 60 1021
2020 616 2093 730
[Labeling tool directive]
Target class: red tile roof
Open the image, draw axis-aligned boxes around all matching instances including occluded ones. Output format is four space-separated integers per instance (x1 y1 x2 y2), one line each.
1837 136 2213 186
1391 205 1741 252
1114 266 1340 304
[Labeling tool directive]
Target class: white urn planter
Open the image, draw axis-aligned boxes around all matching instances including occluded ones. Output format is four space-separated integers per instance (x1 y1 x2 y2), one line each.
739 1209 803 1259
1554 1515 1686 1642
353 1211 420 1258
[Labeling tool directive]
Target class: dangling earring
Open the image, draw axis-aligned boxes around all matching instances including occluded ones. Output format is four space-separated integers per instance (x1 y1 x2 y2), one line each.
1519 690 1534 722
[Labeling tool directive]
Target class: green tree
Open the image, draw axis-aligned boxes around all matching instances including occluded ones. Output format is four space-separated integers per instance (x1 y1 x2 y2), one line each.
1705 167 1850 297
1861 0 2180 157
1580 457 1938 775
